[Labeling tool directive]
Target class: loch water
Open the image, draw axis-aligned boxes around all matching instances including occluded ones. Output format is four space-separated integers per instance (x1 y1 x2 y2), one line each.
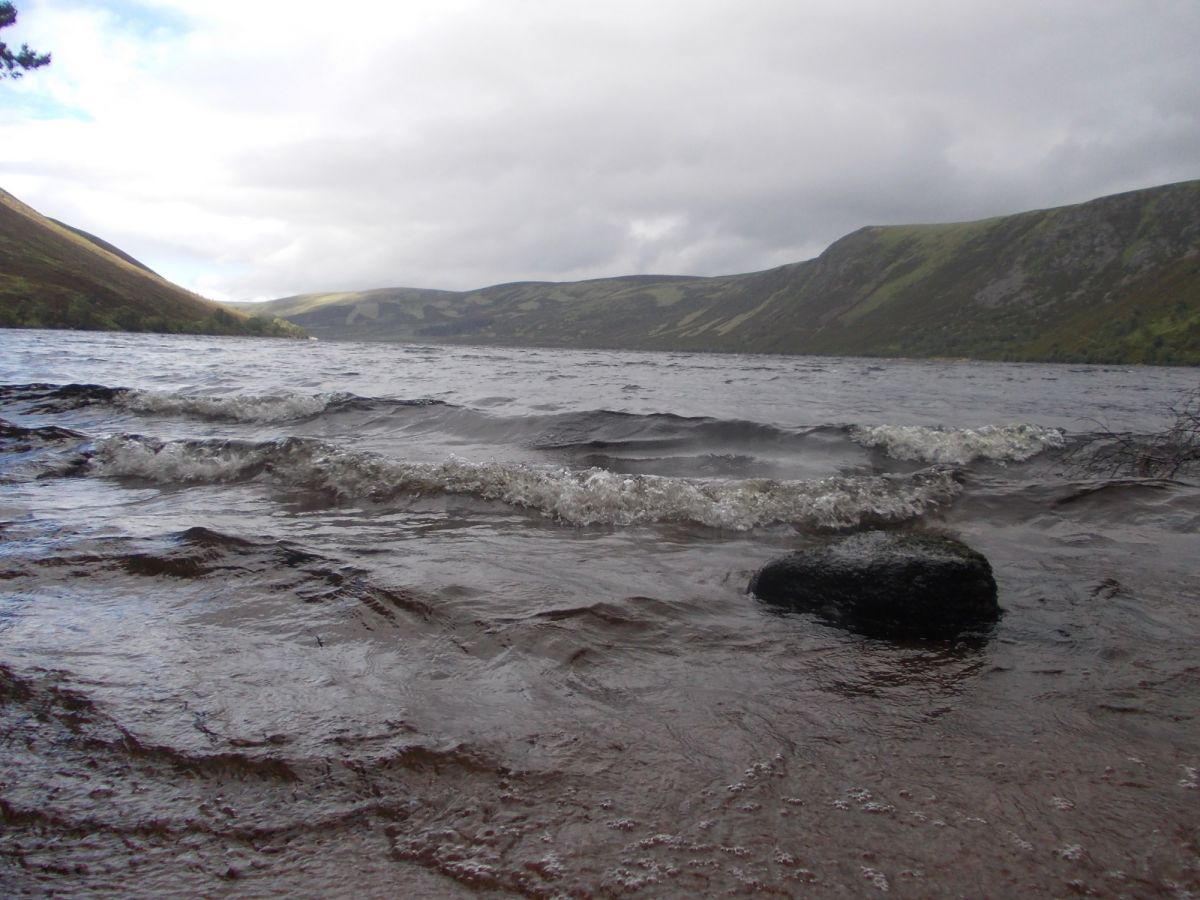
1 328 1197 897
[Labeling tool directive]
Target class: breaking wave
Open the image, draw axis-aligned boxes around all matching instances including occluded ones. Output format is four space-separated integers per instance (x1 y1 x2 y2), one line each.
0 418 87 446
119 390 448 423
848 423 1066 465
0 383 444 424
1 384 1069 469
119 390 349 423
86 434 961 530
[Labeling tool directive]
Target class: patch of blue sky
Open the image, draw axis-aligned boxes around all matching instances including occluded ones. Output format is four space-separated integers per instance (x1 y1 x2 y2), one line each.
56 0 195 40
150 254 247 298
3 92 93 122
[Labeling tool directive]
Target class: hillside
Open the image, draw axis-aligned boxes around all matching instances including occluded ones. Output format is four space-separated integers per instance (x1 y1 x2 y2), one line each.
245 181 1200 364
0 189 303 338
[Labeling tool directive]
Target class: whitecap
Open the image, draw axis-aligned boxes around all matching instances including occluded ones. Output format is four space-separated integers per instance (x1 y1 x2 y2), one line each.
849 423 1066 465
118 390 341 424
88 434 962 531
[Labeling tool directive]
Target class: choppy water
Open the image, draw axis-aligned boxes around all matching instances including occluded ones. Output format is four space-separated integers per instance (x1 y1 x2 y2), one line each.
1 329 1197 897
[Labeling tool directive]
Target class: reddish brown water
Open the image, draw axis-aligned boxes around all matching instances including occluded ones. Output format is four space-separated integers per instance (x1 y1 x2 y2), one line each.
1 331 1197 896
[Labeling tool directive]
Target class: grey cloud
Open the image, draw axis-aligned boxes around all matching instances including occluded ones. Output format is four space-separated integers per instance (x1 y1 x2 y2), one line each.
12 0 1195 300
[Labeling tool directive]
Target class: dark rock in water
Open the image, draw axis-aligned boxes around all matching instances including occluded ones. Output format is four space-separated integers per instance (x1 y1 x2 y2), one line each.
748 530 999 639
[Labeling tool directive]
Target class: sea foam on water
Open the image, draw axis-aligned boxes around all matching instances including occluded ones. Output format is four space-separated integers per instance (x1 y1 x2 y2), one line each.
849 422 1066 465
88 433 961 530
119 389 344 423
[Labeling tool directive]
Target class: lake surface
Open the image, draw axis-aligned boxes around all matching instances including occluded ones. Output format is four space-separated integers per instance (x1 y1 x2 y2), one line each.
1 328 1197 897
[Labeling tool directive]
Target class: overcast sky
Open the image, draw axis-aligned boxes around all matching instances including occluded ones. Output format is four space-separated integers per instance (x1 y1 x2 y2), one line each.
2 1 1198 301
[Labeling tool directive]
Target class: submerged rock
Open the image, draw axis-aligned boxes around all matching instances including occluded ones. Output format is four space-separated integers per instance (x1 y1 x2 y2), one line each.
748 530 999 639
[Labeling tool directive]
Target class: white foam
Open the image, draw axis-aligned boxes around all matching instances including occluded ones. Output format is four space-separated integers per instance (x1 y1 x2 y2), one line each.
861 866 890 892
88 435 962 530
119 390 338 423
849 423 1066 465
91 434 273 483
1056 844 1086 862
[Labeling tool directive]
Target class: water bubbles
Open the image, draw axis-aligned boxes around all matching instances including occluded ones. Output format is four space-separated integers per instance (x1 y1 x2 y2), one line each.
120 390 338 424
1008 831 1035 852
1057 844 1087 862
605 818 637 831
861 865 891 891
862 801 896 814
604 866 659 891
526 854 564 879
744 761 778 778
841 787 896 815
85 433 961 530
849 422 1066 465
630 834 682 851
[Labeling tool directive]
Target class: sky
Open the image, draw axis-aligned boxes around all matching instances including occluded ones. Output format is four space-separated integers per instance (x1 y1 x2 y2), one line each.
2 0 1198 302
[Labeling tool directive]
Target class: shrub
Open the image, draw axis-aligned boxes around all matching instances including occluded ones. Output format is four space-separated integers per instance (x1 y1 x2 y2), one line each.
1082 385 1200 478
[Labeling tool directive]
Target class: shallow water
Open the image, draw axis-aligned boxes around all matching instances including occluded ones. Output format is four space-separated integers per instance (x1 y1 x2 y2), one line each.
1 329 1197 897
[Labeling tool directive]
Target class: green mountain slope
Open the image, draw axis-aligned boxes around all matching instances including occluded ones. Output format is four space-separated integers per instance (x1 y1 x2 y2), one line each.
246 180 1200 364
49 218 161 276
0 189 303 338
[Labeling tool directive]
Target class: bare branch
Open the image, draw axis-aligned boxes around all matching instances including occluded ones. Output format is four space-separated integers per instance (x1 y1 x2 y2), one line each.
1074 385 1200 479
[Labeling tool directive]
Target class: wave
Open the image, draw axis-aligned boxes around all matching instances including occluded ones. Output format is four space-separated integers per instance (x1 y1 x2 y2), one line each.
848 423 1066 465
1 417 87 446
0 417 92 482
528 409 805 451
1 382 1069 468
84 434 961 530
120 390 450 424
119 389 367 423
0 382 445 424
0 382 127 411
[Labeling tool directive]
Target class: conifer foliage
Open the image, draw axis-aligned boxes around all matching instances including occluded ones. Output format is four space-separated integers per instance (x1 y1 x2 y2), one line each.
1 2 51 79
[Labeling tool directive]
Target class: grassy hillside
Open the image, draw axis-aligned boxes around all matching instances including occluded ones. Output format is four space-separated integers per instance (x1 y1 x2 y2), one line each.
0 189 304 338
245 180 1200 364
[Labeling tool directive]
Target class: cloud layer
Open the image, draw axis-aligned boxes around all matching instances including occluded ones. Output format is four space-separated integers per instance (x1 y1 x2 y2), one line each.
3 0 1198 300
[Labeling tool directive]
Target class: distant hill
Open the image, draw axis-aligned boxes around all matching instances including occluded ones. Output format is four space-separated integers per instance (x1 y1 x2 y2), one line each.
0 189 303 338
243 181 1200 364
